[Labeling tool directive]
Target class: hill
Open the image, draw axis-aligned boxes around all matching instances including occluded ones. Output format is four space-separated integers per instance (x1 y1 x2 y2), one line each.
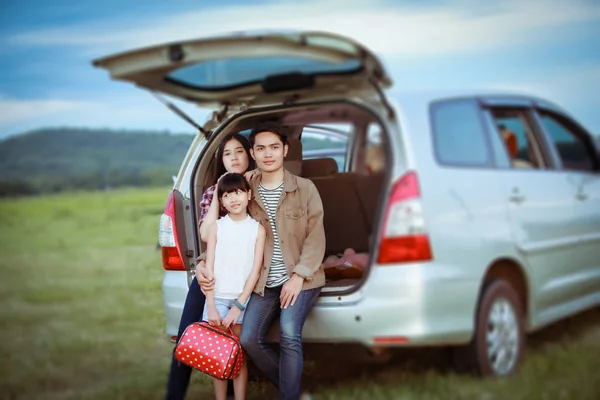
0 128 194 196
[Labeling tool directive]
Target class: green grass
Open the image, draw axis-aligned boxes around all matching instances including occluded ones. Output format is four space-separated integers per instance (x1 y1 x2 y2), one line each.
0 188 599 399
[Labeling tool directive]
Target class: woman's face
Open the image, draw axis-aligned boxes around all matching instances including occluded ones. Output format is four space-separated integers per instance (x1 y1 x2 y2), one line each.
222 139 250 174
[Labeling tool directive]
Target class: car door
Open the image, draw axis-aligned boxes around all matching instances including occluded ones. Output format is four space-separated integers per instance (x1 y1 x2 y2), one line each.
93 30 395 273
532 106 600 315
484 100 579 329
92 31 392 110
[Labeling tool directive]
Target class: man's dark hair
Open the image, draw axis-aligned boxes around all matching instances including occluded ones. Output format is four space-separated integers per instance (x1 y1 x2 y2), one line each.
217 173 251 199
249 122 288 147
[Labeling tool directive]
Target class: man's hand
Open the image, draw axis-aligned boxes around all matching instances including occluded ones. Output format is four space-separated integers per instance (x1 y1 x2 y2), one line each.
207 305 222 327
280 274 304 309
222 307 241 329
195 260 214 294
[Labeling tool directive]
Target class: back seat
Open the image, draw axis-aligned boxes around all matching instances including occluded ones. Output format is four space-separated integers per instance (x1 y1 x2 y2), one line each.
302 157 338 178
310 172 385 256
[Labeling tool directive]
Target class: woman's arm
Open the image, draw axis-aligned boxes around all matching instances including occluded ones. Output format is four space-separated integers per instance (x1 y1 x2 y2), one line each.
199 189 220 242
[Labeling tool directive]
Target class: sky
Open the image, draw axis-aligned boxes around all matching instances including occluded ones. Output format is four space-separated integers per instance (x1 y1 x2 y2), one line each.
1 0 599 139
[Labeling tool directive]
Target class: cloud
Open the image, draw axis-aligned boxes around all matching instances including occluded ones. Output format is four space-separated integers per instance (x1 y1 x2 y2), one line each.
0 93 207 138
9 0 600 60
475 64 600 105
3 0 599 137
0 98 91 124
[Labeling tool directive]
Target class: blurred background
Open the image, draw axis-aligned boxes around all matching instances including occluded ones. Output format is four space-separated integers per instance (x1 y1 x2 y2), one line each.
0 1 599 399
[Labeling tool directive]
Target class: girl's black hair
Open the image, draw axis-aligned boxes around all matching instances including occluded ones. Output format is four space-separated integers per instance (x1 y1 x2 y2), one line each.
217 173 251 199
215 133 255 182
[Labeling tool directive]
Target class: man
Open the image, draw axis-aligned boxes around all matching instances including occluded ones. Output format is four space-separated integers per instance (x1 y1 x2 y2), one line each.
199 125 325 400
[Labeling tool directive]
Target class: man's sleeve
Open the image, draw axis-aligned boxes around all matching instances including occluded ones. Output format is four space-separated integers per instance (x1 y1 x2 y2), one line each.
292 182 326 279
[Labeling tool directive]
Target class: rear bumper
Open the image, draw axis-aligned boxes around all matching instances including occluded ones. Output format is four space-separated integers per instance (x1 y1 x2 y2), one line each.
162 270 190 337
302 262 479 347
162 263 480 347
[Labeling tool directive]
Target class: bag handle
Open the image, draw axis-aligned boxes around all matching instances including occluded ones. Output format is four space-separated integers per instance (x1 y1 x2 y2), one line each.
198 321 238 340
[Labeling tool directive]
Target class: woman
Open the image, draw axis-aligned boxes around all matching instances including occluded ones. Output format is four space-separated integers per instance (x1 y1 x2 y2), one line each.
165 133 255 400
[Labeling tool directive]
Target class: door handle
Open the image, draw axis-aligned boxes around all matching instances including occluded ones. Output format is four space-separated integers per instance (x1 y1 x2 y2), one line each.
509 188 525 204
575 192 588 201
509 194 526 203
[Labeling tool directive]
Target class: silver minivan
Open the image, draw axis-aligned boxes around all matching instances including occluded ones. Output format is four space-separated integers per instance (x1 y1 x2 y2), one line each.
94 31 600 377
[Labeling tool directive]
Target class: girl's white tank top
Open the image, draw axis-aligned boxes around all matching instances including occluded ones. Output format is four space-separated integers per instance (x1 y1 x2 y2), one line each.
213 214 260 299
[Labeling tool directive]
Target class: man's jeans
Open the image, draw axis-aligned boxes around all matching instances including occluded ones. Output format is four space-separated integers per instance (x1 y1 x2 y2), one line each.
240 286 321 400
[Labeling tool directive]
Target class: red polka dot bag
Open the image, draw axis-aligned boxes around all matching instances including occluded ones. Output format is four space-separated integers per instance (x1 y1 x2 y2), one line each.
175 321 245 380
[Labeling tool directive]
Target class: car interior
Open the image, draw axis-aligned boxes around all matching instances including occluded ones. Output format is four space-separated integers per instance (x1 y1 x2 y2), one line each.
493 110 545 169
193 102 390 293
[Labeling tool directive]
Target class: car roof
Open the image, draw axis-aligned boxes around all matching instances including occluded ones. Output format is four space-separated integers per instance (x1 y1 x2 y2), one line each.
386 89 567 114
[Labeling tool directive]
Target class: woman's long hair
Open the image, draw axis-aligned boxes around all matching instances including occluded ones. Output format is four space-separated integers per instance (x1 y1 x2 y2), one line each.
214 133 255 183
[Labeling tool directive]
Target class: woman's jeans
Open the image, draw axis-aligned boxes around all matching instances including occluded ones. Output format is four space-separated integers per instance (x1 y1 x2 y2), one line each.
240 286 321 400
164 279 234 399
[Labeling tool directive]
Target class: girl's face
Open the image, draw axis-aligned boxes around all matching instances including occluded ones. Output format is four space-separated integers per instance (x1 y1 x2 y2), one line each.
220 189 251 216
222 139 249 174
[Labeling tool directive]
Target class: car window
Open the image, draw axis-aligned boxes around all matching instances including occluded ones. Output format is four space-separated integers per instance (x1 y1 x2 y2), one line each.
167 57 361 90
537 111 596 172
481 110 512 169
490 109 545 169
364 122 385 173
301 124 350 170
431 99 492 167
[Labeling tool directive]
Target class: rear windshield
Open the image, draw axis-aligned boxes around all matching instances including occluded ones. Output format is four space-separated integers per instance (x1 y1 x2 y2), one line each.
166 56 361 90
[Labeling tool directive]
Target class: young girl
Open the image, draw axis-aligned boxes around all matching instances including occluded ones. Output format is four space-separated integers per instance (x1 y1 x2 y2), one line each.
202 172 266 400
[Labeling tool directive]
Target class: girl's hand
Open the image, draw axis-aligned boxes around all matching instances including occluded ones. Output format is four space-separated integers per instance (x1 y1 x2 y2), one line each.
207 305 222 327
222 307 241 329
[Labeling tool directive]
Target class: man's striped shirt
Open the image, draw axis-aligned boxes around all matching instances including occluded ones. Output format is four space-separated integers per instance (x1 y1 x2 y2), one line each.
258 182 289 288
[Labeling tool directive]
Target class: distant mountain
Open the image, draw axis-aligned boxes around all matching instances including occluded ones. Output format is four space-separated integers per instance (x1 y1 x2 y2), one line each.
0 128 194 196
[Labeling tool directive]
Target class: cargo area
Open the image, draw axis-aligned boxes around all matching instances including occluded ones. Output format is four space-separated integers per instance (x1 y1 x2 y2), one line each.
193 101 390 294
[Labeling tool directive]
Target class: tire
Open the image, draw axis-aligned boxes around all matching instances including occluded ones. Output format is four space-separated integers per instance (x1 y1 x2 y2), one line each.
453 279 525 377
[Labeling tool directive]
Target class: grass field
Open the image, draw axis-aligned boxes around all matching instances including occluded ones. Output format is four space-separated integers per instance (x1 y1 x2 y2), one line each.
0 187 599 399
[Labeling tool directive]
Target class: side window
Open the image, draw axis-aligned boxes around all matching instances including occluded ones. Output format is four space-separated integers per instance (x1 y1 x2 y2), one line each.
364 122 385 174
537 111 596 172
431 99 492 167
490 109 545 169
301 124 350 171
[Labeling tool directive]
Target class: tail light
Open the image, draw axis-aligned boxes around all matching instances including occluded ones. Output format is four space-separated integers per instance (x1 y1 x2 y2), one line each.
377 171 432 264
159 191 186 271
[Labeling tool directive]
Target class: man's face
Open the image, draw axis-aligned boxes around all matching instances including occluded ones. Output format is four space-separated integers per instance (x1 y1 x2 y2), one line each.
250 131 288 173
220 189 250 215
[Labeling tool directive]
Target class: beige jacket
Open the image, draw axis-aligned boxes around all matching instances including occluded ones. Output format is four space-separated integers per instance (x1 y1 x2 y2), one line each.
248 169 326 295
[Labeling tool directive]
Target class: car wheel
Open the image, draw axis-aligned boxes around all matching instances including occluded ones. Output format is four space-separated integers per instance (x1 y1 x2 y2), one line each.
453 279 525 376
